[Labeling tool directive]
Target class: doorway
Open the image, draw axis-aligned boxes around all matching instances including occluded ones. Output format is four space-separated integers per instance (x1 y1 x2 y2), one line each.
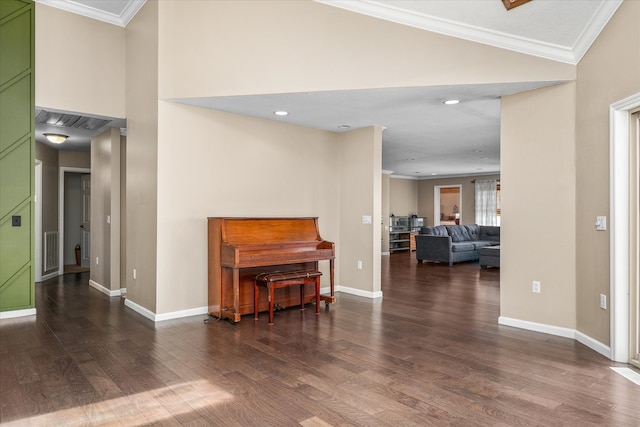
610 93 640 364
59 167 91 275
434 185 461 226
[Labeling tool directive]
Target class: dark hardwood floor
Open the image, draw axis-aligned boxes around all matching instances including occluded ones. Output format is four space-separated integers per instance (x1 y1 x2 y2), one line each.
1 255 639 426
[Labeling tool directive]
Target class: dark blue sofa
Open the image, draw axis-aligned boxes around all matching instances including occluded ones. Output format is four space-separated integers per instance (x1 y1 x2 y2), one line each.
415 224 500 266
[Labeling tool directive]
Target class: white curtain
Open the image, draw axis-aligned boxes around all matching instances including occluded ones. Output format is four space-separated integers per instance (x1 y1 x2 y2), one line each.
475 180 498 226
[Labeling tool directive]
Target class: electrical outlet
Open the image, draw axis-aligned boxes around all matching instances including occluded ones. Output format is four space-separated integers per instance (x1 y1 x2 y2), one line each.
600 294 607 309
133 269 137 280
357 260 363 270
96 257 99 265
532 281 541 293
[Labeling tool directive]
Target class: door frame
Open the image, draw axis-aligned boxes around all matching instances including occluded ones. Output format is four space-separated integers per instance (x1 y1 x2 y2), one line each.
610 92 640 363
58 167 91 276
35 159 42 282
434 185 461 226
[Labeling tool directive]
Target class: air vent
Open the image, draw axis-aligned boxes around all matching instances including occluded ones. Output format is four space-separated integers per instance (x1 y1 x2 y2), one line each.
36 110 110 131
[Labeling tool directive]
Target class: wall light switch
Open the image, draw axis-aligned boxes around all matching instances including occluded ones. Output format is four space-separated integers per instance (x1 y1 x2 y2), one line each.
600 294 607 309
362 215 372 224
107 215 111 224
532 281 541 293
596 216 607 231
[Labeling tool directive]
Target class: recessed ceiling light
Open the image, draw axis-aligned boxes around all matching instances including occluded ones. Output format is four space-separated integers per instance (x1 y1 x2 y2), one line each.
338 124 351 129
274 111 288 116
480 156 488 159
443 99 460 105
473 149 483 153
405 158 415 161
431 173 438 176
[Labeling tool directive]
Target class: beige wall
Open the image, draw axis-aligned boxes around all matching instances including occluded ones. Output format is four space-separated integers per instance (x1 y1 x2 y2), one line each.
389 177 418 217
125 0 159 312
35 142 58 236
501 83 576 328
157 0 574 99
339 127 383 295
417 174 499 226
149 0 575 314
575 1 640 343
90 128 121 291
155 104 343 313
35 4 125 118
381 173 391 253
40 1 632 339
59 150 90 168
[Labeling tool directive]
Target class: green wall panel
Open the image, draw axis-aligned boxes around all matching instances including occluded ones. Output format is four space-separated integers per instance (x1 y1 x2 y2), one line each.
0 0 28 21
0 266 31 311
0 9 31 85
0 203 31 285
0 75 31 153
0 140 31 219
0 0 34 312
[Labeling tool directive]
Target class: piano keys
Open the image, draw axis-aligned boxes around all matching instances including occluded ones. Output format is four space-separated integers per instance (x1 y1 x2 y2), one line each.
207 217 336 322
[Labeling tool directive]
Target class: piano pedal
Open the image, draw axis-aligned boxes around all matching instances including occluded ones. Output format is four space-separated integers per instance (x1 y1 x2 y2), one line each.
274 303 285 311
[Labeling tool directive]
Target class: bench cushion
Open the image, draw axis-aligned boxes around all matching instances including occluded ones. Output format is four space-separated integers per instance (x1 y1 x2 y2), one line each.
256 270 322 283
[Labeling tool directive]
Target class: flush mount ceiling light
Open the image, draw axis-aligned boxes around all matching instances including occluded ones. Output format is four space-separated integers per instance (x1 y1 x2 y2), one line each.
274 111 288 116
338 124 351 129
44 133 68 144
443 99 460 105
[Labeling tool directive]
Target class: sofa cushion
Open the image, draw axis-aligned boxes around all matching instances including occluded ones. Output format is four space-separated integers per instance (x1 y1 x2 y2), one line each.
464 224 480 240
446 225 471 242
422 225 448 236
479 226 500 242
451 242 475 252
472 241 493 250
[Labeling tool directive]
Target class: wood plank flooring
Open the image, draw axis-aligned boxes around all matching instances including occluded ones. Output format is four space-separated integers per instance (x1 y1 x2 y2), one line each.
1 255 639 426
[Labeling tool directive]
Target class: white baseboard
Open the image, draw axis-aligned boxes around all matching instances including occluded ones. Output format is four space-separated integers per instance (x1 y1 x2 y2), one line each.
155 306 208 322
0 308 36 320
40 271 58 281
124 298 156 321
499 316 611 359
498 316 575 338
124 298 208 322
89 279 121 297
338 285 383 299
576 330 611 359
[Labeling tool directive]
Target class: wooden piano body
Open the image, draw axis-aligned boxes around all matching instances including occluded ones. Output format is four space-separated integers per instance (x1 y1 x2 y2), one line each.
208 217 335 322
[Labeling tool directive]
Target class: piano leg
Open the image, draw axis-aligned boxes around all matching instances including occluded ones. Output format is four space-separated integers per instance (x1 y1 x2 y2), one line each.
232 268 241 322
320 258 336 306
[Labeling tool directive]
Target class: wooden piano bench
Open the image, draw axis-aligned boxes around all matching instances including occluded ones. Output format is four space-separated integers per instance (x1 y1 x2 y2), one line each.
254 270 322 325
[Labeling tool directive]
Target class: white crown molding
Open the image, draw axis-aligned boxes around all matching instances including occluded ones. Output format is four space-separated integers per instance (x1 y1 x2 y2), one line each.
36 0 146 27
315 0 622 65
571 0 623 64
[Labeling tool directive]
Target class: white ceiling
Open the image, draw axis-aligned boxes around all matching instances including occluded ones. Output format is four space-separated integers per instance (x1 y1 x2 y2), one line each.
35 0 622 178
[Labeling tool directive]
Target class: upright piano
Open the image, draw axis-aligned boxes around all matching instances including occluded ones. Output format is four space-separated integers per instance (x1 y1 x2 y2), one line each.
207 217 335 322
